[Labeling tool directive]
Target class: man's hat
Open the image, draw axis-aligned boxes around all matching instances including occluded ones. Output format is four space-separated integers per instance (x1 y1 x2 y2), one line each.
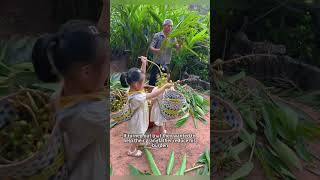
163 19 173 26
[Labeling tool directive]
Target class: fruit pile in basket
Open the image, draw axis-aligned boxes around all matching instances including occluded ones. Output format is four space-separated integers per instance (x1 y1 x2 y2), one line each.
110 90 127 113
0 90 54 162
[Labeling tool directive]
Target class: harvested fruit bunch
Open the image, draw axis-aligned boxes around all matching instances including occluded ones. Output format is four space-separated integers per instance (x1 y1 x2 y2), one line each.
213 106 232 130
110 90 127 112
156 73 168 88
175 84 209 128
0 90 54 162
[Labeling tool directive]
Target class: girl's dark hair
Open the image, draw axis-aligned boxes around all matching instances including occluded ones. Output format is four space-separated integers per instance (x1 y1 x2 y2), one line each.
32 20 106 82
120 68 142 88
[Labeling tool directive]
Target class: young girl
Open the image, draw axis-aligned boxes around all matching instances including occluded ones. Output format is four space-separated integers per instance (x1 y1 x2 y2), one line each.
32 19 108 180
150 66 171 134
120 56 173 157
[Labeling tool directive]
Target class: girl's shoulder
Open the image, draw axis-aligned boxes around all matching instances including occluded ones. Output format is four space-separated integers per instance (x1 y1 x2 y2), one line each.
128 91 146 102
56 99 107 124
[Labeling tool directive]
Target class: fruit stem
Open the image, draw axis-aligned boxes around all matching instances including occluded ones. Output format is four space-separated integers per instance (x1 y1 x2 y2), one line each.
145 59 163 76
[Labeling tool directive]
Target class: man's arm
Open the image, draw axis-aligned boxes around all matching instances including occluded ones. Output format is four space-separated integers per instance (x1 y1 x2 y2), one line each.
149 33 161 54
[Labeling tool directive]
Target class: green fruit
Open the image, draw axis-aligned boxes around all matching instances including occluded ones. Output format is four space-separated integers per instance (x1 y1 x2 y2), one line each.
195 106 205 115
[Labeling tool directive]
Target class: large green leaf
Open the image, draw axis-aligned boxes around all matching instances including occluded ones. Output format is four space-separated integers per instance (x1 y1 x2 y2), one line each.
175 113 189 128
226 71 246 83
239 129 255 146
175 154 187 175
229 142 248 161
240 108 257 131
166 151 175 175
255 147 277 180
272 139 302 170
144 149 161 175
128 164 145 176
295 139 313 162
225 162 254 180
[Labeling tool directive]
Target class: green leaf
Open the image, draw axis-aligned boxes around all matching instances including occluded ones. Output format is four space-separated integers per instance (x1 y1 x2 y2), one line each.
280 166 296 179
229 142 248 158
128 164 145 176
110 164 113 176
197 152 207 164
226 71 246 83
166 151 175 175
144 149 161 175
225 162 254 180
205 148 210 172
194 94 204 105
10 62 34 72
273 139 302 170
110 121 117 128
240 108 257 131
239 129 255 146
262 105 277 144
148 9 162 26
0 62 12 76
195 105 205 115
297 121 320 140
255 147 276 180
295 139 313 162
175 113 189 128
193 115 199 129
175 154 187 175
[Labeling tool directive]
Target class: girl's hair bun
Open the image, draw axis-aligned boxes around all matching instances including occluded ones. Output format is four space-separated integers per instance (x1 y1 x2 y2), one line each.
32 33 60 82
120 72 129 87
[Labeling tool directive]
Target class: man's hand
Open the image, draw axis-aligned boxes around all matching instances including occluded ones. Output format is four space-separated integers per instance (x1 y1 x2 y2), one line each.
139 56 148 65
150 47 161 55
175 39 183 49
138 56 148 73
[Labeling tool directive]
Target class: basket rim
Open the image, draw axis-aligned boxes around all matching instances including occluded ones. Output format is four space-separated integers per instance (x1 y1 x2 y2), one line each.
212 94 244 134
0 90 61 168
163 89 185 98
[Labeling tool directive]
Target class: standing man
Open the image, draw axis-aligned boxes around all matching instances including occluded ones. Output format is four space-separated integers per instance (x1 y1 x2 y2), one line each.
149 19 181 86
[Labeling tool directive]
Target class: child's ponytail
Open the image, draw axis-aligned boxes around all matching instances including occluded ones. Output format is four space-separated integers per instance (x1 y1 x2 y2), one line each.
120 72 129 88
119 68 143 88
32 20 107 83
32 34 61 83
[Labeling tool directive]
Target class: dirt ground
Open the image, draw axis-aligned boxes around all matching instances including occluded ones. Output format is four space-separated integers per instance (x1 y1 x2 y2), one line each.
110 113 210 175
110 59 210 175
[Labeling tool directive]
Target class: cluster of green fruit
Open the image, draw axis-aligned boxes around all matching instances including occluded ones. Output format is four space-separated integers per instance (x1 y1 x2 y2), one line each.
110 90 127 113
155 73 168 88
0 90 54 162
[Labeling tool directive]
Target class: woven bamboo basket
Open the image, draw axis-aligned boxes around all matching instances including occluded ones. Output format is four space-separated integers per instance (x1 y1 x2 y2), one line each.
212 94 243 154
110 86 155 123
110 103 132 122
0 90 68 180
159 89 187 120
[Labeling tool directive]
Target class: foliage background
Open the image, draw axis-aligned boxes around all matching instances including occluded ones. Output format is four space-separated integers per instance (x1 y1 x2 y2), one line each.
213 0 320 67
110 4 210 81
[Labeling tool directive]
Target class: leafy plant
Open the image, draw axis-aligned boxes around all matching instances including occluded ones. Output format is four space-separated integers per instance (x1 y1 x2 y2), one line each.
175 84 209 128
213 72 320 179
128 148 210 176
111 5 209 80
